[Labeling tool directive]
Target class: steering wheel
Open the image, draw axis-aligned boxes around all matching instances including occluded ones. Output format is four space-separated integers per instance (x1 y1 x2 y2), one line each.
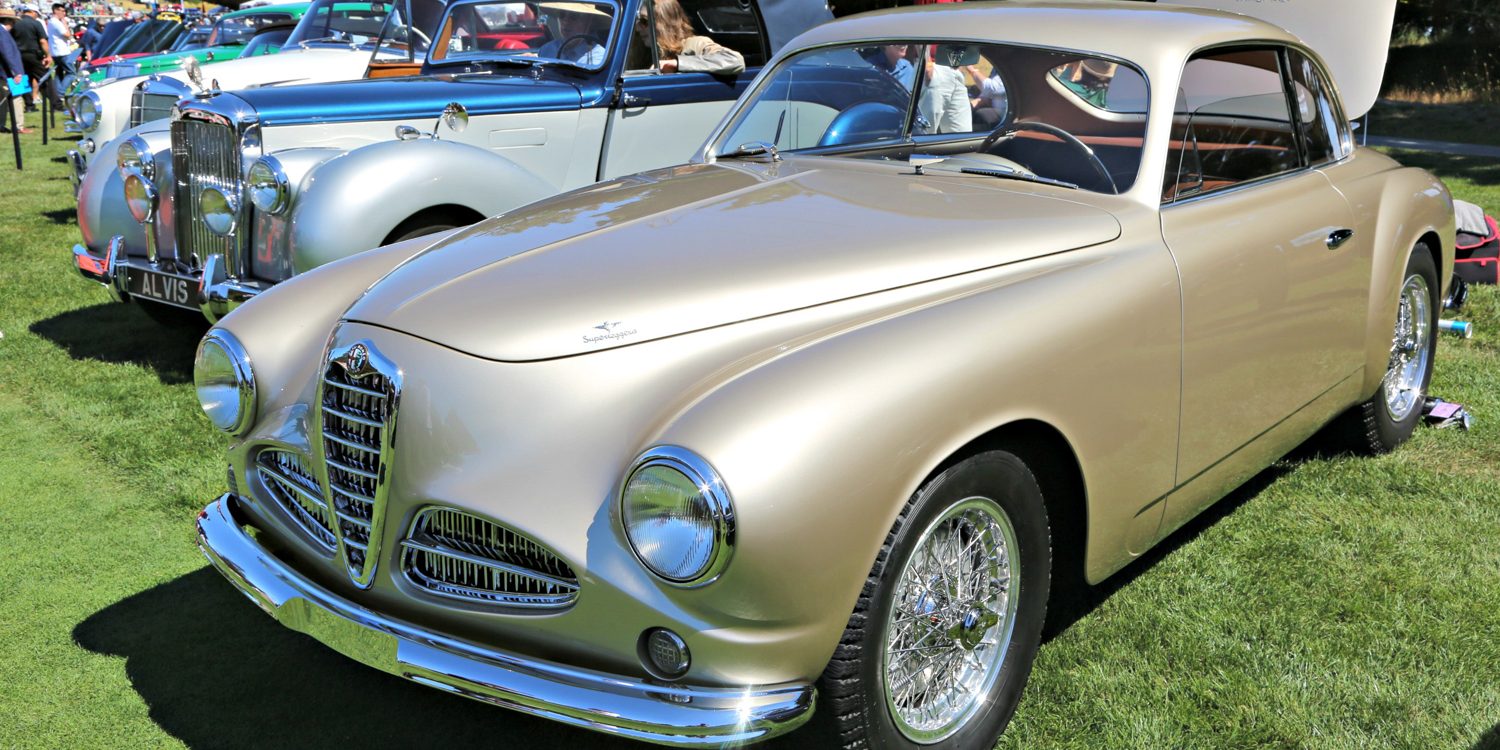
555 33 601 61
980 120 1119 194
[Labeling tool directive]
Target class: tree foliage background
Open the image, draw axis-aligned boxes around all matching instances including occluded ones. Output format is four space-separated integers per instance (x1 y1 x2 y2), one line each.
1397 0 1500 38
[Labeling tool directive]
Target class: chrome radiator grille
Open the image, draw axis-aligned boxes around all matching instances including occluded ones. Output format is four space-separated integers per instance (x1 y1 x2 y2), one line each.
170 117 238 270
319 342 397 585
129 89 178 127
401 507 579 608
255 449 336 550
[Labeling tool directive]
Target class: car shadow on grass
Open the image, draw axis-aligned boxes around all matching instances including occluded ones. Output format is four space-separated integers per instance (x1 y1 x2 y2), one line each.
73 566 832 749
42 207 75 224
1042 459 1294 643
30 303 204 385
1476 724 1500 750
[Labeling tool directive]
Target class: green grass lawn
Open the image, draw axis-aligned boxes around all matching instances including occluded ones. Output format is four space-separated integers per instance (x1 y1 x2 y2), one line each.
1 131 1498 750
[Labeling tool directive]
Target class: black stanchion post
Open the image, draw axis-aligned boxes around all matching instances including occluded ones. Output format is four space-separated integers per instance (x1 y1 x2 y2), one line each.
39 69 53 145
41 88 48 145
5 92 20 170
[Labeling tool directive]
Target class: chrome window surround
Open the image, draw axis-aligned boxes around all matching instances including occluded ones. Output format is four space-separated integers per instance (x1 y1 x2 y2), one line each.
197 329 257 437
400 507 580 609
313 338 401 589
255 448 337 551
620 445 736 587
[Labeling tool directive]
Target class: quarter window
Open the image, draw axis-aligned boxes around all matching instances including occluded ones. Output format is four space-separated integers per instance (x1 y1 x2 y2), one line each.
1165 48 1298 202
1287 48 1348 165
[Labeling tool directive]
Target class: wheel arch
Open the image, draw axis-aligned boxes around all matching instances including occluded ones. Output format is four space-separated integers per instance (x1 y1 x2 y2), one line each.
381 203 488 246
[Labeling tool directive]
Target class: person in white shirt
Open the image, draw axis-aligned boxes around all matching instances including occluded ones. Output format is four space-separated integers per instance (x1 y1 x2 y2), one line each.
45 3 74 74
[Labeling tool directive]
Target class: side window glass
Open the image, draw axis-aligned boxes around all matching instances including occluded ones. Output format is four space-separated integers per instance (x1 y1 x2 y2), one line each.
624 3 656 71
1165 48 1299 203
1287 49 1346 165
1047 59 1148 114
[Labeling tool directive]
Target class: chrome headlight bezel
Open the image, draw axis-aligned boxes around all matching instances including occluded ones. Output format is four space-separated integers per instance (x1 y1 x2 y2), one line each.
199 186 239 237
620 446 736 586
122 168 158 224
116 136 154 178
193 329 256 436
247 156 289 214
77 91 100 131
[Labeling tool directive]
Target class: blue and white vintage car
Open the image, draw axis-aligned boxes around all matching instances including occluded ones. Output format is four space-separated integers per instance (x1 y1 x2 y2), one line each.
71 0 831 323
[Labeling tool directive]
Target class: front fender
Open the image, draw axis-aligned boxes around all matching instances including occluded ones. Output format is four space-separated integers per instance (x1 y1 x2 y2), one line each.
77 127 156 253
284 139 557 274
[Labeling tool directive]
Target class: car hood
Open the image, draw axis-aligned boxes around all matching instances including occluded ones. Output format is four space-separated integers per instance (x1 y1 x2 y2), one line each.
344 158 1123 361
150 46 369 91
230 74 584 126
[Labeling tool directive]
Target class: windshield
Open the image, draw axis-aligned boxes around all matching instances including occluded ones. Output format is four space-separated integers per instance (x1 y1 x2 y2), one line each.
716 41 1149 194
208 11 295 47
242 26 295 56
429 0 619 71
286 0 396 48
170 26 212 51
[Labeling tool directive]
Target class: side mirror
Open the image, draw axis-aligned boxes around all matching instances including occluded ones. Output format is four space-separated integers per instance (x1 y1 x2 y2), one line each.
441 101 469 134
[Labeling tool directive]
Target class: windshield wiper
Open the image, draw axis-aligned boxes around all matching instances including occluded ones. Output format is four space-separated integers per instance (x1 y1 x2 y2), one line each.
720 141 781 161
299 36 358 50
957 165 1077 190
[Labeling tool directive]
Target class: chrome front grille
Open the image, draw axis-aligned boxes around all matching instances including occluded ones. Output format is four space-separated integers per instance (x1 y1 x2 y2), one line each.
129 89 178 127
401 507 580 608
255 448 336 550
171 117 239 270
319 341 399 586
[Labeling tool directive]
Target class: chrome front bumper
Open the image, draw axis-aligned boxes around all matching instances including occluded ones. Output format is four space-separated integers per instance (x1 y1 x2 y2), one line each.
195 494 816 747
71 238 268 322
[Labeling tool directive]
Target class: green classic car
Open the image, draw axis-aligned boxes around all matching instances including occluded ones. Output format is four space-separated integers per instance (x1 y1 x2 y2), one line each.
86 4 312 83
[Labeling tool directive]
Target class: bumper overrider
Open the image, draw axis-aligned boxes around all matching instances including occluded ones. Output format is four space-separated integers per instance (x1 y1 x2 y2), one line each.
195 494 816 746
72 238 268 322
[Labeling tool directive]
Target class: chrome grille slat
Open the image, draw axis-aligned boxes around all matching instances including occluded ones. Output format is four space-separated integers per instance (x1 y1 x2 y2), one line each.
319 342 396 586
170 117 239 271
255 449 336 550
401 507 579 608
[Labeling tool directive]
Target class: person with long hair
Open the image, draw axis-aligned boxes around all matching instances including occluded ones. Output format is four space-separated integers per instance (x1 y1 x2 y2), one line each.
645 0 742 75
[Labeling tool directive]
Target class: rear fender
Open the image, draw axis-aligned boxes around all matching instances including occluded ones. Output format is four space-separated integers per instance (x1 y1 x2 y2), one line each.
284 139 556 273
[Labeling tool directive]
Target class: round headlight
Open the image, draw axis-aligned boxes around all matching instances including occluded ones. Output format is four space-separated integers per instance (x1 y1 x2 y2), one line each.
116 139 139 171
247 157 288 214
194 330 256 435
621 447 734 585
77 92 99 131
199 187 238 236
123 170 157 224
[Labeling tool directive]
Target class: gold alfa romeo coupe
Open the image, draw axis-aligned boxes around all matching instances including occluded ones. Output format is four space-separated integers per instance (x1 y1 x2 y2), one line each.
191 1 1453 746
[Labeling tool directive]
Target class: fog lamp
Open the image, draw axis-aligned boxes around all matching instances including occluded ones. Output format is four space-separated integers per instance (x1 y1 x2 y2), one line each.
123 170 157 224
640 628 691 679
200 187 238 236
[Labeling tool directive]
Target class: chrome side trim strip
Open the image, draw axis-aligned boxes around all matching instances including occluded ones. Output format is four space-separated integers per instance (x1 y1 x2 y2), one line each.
197 495 815 747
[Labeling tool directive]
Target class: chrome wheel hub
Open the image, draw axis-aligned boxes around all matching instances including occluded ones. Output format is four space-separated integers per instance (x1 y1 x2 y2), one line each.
1384 273 1432 422
881 497 1019 744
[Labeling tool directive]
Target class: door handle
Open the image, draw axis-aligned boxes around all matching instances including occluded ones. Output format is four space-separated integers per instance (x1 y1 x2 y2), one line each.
619 92 650 109
1326 228 1354 250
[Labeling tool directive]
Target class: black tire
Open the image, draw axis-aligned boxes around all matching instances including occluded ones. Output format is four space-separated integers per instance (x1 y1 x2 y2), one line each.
137 300 208 331
383 208 476 245
1325 245 1439 454
818 451 1051 750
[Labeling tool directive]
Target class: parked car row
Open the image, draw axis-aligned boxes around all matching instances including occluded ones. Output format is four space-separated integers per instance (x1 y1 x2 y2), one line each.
62 0 1454 747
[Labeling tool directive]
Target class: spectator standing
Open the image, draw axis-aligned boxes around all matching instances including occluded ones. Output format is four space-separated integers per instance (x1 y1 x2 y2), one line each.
0 7 29 132
45 3 74 74
11 4 50 111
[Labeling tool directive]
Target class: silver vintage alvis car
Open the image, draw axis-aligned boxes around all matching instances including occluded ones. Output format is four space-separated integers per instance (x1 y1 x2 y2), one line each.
193 1 1451 747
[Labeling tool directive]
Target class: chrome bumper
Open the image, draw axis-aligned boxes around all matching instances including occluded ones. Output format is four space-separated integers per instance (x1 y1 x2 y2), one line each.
71 238 268 323
196 494 816 747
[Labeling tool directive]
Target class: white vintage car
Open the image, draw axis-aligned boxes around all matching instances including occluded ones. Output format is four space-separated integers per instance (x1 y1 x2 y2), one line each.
65 0 440 179
71 0 830 323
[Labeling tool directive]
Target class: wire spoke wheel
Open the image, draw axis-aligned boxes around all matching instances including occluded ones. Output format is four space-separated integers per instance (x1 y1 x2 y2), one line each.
1384 273 1432 422
881 496 1020 743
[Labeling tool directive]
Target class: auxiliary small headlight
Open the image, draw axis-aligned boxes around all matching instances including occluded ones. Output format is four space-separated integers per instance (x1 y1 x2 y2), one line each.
116 139 139 171
247 157 288 214
193 330 256 435
199 187 238 236
77 92 99 131
621 447 734 585
122 170 157 224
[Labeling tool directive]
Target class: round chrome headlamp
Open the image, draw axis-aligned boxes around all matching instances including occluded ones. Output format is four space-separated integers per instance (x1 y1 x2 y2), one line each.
77 91 100 131
199 187 239 236
194 330 256 435
116 136 153 177
122 170 157 224
621 446 734 585
247 157 288 214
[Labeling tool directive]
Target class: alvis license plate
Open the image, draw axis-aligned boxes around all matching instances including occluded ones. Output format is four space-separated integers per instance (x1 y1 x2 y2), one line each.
128 267 198 310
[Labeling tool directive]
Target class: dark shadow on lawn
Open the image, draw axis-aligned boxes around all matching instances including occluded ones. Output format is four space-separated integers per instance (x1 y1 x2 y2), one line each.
1475 724 1500 750
42 207 74 225
30 303 204 385
1042 460 1295 643
74 567 831 749
51 154 67 163
1380 150 1500 187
